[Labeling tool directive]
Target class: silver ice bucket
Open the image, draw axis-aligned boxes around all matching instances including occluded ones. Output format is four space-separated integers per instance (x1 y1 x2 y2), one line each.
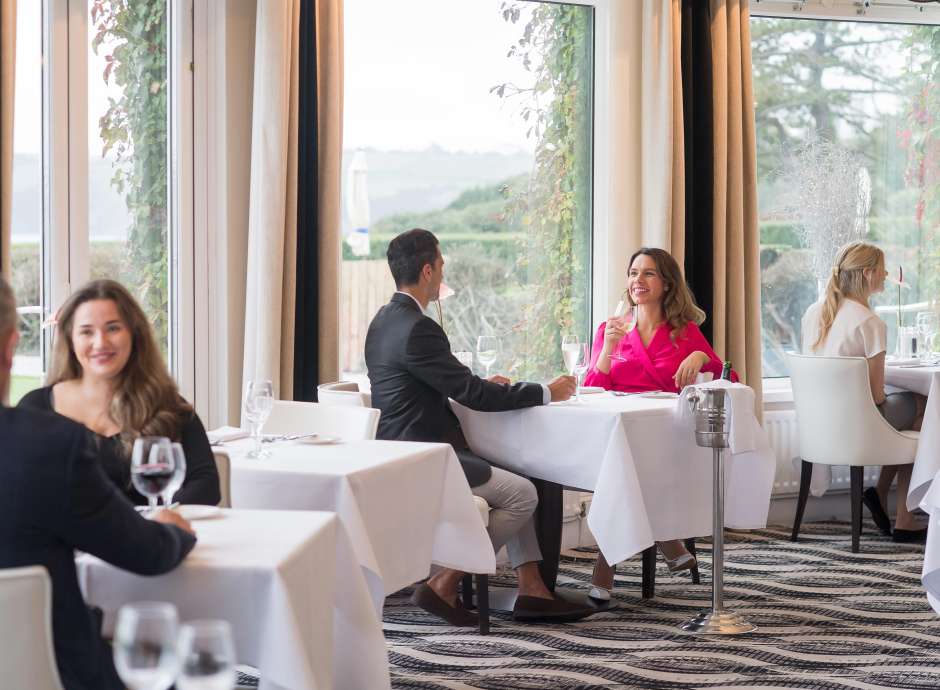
686 387 730 449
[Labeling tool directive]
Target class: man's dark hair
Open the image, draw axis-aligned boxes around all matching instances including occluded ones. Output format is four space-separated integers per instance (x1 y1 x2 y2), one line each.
386 228 440 288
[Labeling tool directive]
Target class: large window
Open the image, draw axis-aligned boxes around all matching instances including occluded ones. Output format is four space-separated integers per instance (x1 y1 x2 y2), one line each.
340 0 594 382
10 1 183 403
753 10 940 376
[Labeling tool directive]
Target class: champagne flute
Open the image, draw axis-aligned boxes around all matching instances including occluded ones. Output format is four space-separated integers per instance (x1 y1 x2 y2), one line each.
609 291 635 362
113 602 180 690
561 335 581 375
162 443 187 507
244 379 274 459
131 437 176 514
573 342 589 402
476 336 499 379
177 620 237 690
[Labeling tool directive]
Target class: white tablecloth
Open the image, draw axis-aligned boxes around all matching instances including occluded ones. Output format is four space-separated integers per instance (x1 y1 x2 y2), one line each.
886 364 940 510
452 388 775 566
223 439 495 609
78 510 389 690
920 472 940 614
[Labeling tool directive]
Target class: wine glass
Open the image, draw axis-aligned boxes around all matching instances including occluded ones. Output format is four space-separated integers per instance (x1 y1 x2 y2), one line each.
609 304 635 363
244 379 274 459
131 437 176 514
573 343 589 402
177 620 237 690
917 311 939 361
113 602 180 690
161 443 187 507
476 336 499 379
561 335 581 375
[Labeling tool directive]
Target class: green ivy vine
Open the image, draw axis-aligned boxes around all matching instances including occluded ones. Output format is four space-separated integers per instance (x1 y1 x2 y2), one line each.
496 2 593 379
91 0 169 353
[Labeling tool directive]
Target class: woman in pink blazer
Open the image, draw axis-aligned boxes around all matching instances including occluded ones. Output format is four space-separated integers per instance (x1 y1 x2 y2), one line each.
584 247 736 602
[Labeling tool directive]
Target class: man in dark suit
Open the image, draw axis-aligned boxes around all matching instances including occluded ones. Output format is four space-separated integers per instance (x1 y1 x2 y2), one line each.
366 228 593 624
0 275 197 690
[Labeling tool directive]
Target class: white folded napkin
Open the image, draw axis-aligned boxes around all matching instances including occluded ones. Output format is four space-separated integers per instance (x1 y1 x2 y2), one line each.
207 426 249 445
674 379 758 454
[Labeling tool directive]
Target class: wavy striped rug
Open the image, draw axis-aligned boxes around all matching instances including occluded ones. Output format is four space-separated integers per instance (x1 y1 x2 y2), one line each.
384 523 940 689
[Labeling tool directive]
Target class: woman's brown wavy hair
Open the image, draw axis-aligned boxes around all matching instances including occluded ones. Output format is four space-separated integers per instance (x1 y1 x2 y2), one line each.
46 279 191 452
626 247 706 342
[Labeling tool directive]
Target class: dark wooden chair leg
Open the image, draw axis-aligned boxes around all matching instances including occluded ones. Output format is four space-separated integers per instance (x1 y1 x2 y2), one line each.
641 546 656 599
684 538 700 585
461 574 474 609
850 466 864 553
791 459 813 542
531 478 564 591
476 574 489 635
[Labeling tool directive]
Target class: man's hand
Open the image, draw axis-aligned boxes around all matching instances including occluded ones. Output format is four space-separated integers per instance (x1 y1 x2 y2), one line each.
547 375 577 402
487 375 511 385
152 509 195 536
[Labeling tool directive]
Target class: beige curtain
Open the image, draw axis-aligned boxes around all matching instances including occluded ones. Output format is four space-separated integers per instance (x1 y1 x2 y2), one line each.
243 0 342 409
710 0 762 409
243 0 301 402
639 0 684 256
316 0 342 385
1 0 15 278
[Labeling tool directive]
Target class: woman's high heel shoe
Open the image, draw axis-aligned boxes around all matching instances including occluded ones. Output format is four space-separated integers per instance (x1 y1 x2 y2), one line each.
662 550 697 573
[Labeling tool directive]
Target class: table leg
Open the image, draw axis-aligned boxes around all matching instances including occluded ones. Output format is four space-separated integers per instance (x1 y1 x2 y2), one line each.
531 478 564 591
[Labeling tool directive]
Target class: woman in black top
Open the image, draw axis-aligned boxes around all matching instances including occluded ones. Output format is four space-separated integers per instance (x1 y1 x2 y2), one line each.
18 280 220 506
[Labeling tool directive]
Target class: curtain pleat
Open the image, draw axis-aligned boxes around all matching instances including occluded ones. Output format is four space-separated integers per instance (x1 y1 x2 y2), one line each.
710 0 762 410
293 0 342 402
243 0 301 405
1 0 16 278
681 0 715 343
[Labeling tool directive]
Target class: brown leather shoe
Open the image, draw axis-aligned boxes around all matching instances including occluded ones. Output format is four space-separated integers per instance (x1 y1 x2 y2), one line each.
512 594 595 622
410 583 479 627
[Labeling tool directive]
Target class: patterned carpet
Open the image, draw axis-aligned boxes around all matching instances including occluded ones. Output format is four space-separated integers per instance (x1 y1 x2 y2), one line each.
384 523 940 690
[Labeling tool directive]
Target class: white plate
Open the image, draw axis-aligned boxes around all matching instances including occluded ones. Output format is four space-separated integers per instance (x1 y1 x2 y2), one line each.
176 505 223 521
640 391 678 399
578 386 606 394
296 435 342 445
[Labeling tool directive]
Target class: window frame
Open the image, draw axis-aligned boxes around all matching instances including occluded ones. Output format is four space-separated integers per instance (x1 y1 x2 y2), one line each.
752 0 940 398
22 0 197 399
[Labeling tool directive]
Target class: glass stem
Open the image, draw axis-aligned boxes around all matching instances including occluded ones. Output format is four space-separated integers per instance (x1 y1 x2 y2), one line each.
148 495 158 513
251 421 262 456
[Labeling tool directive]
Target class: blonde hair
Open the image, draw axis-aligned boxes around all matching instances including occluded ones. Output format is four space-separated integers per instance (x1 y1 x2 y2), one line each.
627 248 706 342
813 240 885 351
0 275 15 342
47 279 191 451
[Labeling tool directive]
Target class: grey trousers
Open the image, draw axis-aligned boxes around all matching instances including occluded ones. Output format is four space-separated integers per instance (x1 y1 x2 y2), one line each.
463 454 543 569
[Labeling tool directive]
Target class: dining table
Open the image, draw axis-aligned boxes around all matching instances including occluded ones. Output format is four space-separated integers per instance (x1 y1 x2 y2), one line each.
885 362 940 509
77 509 390 690
219 438 495 611
451 382 776 577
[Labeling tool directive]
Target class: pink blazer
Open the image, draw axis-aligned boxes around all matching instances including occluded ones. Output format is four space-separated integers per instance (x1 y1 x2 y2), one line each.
583 321 735 393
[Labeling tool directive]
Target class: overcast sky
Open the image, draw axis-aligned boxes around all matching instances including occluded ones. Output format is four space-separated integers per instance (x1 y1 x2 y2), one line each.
14 0 542 156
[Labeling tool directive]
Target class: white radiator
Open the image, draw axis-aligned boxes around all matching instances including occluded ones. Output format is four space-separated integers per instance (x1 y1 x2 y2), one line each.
764 408 879 496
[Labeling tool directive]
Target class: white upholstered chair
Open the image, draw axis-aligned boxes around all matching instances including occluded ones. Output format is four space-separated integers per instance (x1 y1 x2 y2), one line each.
0 566 64 690
213 450 232 508
317 381 372 407
263 400 380 441
787 353 919 552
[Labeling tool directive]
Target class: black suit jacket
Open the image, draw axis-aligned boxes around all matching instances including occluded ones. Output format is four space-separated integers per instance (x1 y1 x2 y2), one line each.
0 406 196 690
365 292 544 486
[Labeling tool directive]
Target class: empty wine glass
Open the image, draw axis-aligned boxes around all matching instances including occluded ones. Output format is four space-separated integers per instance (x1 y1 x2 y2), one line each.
131 437 176 514
453 350 474 370
161 443 187 507
917 311 939 361
113 602 179 690
476 336 499 379
177 620 237 690
244 379 274 459
573 343 589 402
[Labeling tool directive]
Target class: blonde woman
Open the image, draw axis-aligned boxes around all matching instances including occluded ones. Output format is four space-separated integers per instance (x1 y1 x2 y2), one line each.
801 241 925 542
584 247 735 601
18 279 220 506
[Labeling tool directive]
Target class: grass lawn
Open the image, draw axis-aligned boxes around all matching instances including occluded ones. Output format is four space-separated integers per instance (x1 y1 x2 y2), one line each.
10 375 41 406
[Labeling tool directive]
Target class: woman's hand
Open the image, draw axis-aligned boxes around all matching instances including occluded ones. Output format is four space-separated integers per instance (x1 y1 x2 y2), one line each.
673 351 709 390
602 317 628 354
